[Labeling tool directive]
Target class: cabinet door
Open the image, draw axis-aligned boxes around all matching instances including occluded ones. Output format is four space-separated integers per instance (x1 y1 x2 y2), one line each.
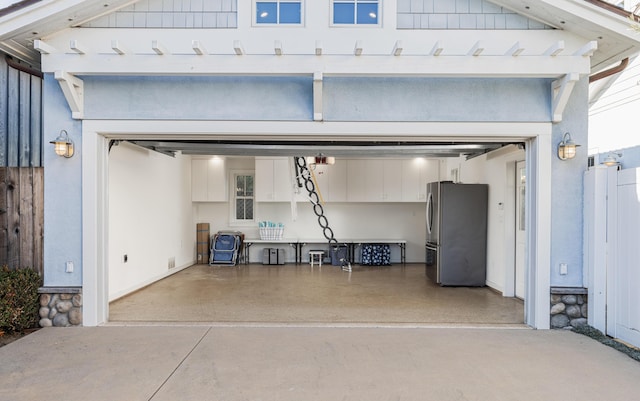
207 158 227 201
383 159 403 202
327 159 347 202
191 159 209 202
255 158 275 201
365 159 385 201
401 159 422 202
272 158 292 202
347 159 368 202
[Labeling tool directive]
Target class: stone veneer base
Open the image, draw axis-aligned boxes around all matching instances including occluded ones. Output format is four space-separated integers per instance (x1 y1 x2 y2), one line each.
550 287 588 329
37 287 83 327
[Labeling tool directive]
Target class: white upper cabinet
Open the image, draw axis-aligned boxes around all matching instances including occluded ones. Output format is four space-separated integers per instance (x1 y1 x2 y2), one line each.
309 159 347 202
191 157 227 202
255 157 294 202
347 159 403 202
401 158 440 202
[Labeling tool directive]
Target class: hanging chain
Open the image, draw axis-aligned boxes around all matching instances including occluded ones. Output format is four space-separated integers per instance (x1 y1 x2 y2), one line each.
294 157 338 245
294 157 351 272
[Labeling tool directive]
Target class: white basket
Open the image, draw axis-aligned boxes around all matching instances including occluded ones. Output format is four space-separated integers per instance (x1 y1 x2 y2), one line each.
259 226 284 240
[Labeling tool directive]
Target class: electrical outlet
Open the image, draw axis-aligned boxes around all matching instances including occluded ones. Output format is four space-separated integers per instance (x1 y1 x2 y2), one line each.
559 263 568 275
65 261 74 273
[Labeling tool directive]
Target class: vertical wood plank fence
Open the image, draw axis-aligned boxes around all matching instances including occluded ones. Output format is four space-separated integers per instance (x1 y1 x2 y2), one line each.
0 167 43 275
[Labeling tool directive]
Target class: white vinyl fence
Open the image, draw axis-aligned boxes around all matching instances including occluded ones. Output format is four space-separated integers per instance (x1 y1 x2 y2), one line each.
585 166 640 348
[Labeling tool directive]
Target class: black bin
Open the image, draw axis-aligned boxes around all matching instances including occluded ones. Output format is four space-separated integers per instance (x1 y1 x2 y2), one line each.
330 245 349 266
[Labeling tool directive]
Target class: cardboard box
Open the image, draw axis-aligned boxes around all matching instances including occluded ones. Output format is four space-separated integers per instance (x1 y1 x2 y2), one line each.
196 223 210 264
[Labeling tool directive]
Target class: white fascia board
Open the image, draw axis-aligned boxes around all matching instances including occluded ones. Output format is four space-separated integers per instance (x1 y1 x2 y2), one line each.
43 28 589 56
39 53 592 78
83 120 551 142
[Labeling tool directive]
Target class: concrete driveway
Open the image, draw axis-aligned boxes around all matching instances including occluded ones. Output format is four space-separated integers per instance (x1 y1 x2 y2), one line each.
1 325 640 401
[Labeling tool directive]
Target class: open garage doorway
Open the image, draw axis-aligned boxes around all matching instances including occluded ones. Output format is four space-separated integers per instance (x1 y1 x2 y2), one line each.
104 135 528 326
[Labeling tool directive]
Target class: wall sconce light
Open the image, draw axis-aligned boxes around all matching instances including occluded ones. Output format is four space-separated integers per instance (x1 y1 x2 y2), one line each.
601 152 622 167
306 154 335 168
50 130 74 158
557 132 580 160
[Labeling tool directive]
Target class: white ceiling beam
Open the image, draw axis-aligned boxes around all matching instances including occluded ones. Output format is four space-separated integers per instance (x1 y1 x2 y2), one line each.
430 42 443 56
315 41 323 56
69 40 85 55
354 41 363 56
551 72 579 122
33 40 56 54
313 72 323 122
274 40 283 56
468 41 484 57
574 41 598 57
544 41 565 57
54 70 84 119
392 40 403 56
506 42 524 57
111 40 127 55
151 40 168 55
192 40 206 55
233 40 244 55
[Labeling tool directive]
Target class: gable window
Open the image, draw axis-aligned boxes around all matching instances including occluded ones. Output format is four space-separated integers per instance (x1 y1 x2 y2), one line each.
332 0 379 25
256 1 303 25
234 173 254 222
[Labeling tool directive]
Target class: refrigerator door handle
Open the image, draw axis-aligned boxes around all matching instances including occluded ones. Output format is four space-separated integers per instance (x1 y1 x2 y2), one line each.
426 192 433 235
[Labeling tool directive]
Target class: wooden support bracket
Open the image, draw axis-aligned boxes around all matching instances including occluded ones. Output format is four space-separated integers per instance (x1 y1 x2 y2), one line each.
551 72 579 123
54 71 84 119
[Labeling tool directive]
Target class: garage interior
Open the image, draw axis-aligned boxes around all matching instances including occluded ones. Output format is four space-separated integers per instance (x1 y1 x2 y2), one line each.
106 139 527 326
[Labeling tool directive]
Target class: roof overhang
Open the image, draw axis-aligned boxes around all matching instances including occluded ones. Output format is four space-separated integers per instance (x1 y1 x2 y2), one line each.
2 0 639 73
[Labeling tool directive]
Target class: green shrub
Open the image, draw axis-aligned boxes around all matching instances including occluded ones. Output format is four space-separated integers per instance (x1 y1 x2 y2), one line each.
0 266 42 333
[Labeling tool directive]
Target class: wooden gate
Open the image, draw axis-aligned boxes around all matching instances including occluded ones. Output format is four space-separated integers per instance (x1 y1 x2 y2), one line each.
0 167 43 275
608 168 640 347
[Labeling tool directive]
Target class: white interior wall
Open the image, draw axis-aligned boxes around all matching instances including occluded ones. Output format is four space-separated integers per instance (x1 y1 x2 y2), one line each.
108 142 195 300
447 149 526 293
197 201 426 263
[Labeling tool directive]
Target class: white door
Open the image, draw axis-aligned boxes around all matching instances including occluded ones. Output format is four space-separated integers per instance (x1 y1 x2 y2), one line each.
515 161 526 299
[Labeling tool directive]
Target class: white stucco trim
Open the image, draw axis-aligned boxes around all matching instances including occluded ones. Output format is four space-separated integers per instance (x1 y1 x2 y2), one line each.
81 119 553 329
525 132 552 329
81 129 109 326
83 120 551 141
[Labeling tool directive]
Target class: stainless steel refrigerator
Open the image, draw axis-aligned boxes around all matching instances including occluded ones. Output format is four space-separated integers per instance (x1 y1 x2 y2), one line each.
425 181 488 286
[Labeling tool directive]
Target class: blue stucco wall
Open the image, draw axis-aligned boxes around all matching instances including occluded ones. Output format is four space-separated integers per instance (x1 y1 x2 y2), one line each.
82 76 313 120
550 78 588 287
43 74 83 286
42 74 587 289
324 78 551 121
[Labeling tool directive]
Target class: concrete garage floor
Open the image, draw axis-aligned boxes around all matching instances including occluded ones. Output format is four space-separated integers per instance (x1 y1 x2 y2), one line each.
109 264 524 325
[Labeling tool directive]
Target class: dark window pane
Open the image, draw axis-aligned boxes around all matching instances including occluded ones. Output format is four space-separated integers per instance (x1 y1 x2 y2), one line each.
236 176 245 197
236 199 245 220
257 2 277 23
357 3 378 24
280 2 301 23
246 176 254 196
245 199 254 220
334 3 354 24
